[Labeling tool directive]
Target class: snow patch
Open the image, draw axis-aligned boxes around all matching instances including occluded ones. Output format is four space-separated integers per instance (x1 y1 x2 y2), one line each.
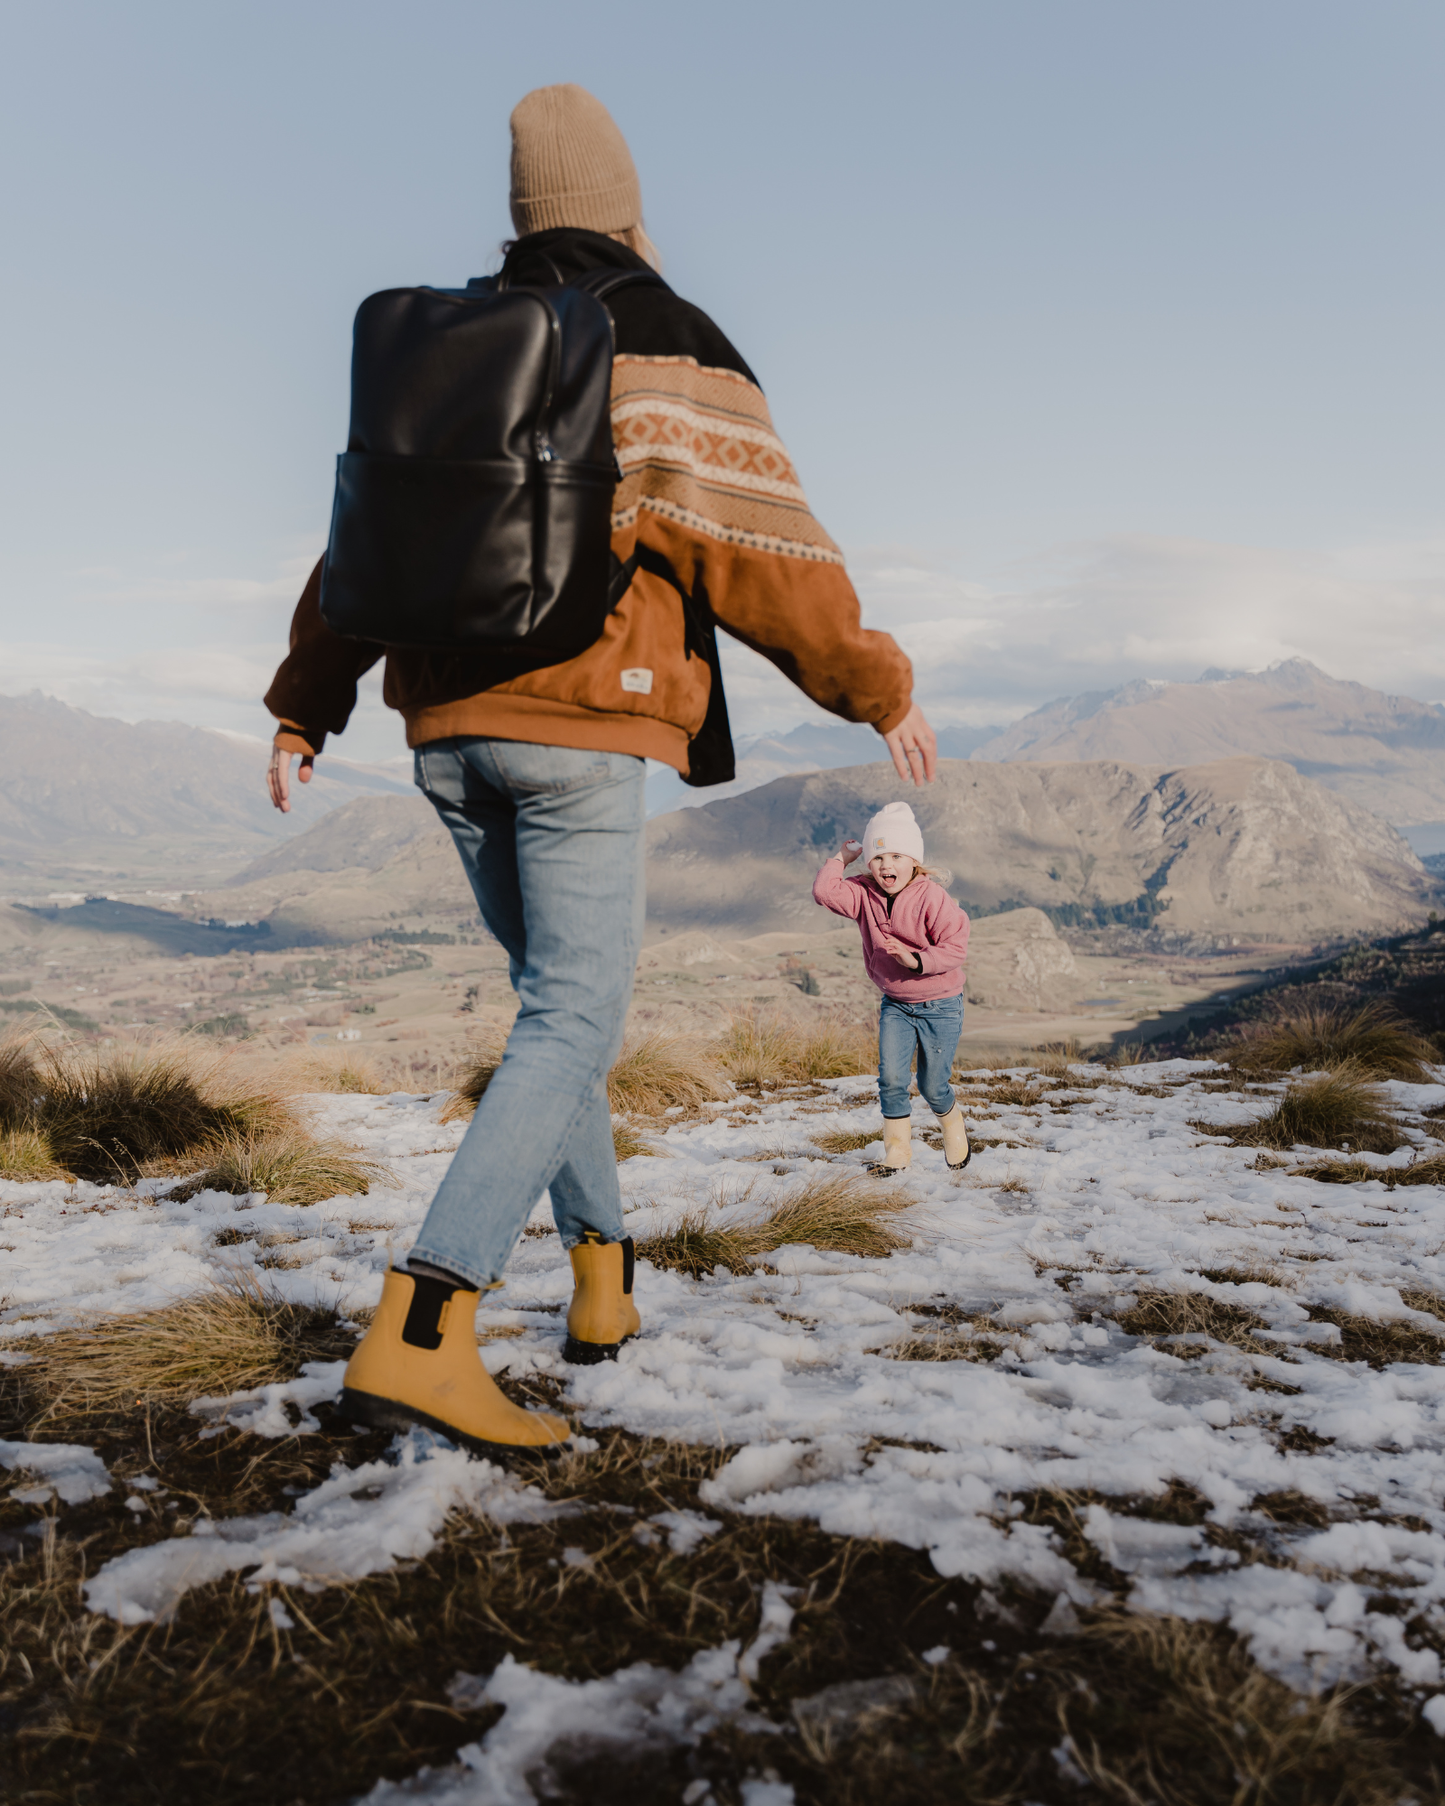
82 1429 564 1624
358 1583 798 1805
1 1438 112 1505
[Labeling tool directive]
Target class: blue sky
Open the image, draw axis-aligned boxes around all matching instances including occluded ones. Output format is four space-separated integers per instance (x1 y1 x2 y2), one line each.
1 0 1441 759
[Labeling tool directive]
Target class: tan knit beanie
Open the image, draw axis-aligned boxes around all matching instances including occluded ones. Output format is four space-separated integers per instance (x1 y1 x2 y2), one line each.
509 84 642 237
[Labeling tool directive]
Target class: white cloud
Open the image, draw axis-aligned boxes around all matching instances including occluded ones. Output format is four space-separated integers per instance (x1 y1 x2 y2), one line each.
849 535 1445 728
6 534 1442 755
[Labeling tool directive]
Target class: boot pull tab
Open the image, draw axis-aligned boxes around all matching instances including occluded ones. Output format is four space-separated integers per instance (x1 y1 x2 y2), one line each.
621 1236 635 1297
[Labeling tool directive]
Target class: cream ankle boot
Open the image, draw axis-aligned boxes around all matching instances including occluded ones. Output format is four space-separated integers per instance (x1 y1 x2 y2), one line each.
938 1102 971 1170
871 1115 912 1175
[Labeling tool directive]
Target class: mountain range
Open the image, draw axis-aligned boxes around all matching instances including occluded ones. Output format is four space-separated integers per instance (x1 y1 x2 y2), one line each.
191 754 1437 949
969 660 1445 831
644 755 1435 943
0 690 411 888
644 720 1000 815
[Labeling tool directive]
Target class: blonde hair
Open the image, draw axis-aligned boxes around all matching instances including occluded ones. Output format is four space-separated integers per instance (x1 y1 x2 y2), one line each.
608 223 662 271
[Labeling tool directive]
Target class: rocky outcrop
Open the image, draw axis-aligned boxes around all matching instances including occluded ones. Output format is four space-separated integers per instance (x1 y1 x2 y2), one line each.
965 908 1081 1012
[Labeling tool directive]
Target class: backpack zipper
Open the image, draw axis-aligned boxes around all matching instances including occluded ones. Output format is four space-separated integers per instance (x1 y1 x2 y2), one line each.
530 294 561 463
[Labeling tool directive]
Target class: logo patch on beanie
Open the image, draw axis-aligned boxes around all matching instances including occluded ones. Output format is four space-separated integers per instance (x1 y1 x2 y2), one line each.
620 668 653 694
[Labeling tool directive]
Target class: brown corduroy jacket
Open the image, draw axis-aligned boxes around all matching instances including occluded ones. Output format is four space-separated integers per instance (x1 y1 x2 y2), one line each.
265 230 913 776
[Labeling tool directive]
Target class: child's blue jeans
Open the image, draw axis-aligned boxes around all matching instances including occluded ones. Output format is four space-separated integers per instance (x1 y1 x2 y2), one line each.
878 994 964 1119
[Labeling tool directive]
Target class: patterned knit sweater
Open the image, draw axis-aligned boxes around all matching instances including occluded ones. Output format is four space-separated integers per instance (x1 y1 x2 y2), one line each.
265 229 913 778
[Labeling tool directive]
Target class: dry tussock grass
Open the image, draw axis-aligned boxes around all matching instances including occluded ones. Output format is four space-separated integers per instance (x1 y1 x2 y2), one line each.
1109 1289 1273 1354
0 1125 66 1181
714 1009 875 1086
438 1035 508 1124
771 1600 1424 1804
953 1045 1029 1075
1028 1037 1090 1077
887 1304 1003 1363
18 1273 356 1419
1211 1063 1407 1155
1197 1263 1286 1288
1401 1287 1445 1324
605 1031 729 1115
275 1050 390 1095
0 1037 298 1184
443 1031 728 1125
0 1028 41 1127
1305 1306 1445 1369
809 1126 879 1154
1227 1001 1439 1083
987 1076 1042 1108
611 1120 655 1162
0 1032 394 1202
637 1171 913 1277
178 1127 393 1205
1294 1151 1445 1188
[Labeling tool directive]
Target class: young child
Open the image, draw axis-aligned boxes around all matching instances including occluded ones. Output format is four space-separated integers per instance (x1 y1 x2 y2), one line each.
812 800 971 1174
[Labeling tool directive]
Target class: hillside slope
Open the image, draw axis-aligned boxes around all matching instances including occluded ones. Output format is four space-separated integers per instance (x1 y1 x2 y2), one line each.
972 659 1445 825
644 754 1436 941
0 691 410 867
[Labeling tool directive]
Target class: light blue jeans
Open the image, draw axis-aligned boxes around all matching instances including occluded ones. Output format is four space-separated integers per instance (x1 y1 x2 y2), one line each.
407 739 646 1289
878 993 964 1119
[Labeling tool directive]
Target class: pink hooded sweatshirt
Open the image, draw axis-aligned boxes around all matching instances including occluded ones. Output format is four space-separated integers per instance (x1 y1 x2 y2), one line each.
813 858 970 1002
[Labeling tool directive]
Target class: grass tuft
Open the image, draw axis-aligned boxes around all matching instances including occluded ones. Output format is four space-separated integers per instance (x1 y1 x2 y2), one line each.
1305 1307 1445 1369
181 1127 394 1205
1213 1063 1407 1154
1109 1289 1271 1354
715 1009 875 1086
606 1031 729 1116
279 1050 390 1095
444 1031 728 1125
637 1172 912 1277
0 1029 42 1130
19 1273 357 1416
988 1076 1042 1107
0 1125 67 1180
439 1036 508 1124
28 1039 296 1183
1029 1037 1091 1077
1227 1001 1439 1084
612 1120 656 1162
887 1305 1003 1363
809 1126 879 1155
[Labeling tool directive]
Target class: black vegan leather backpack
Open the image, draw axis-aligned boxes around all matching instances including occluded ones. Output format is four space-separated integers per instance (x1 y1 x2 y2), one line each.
318 264 663 654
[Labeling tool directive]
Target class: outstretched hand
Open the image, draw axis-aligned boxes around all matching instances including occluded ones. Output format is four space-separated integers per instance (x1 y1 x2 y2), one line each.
268 746 315 813
836 838 863 865
883 703 938 785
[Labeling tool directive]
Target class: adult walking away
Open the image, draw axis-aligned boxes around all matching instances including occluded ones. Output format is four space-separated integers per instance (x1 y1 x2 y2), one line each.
264 83 938 1459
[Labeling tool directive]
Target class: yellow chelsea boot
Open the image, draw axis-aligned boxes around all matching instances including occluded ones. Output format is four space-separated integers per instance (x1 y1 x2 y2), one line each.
342 1268 569 1459
563 1231 640 1365
938 1102 971 1170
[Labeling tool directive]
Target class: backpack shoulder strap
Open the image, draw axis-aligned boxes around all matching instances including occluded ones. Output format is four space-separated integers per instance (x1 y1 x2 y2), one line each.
566 267 669 303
